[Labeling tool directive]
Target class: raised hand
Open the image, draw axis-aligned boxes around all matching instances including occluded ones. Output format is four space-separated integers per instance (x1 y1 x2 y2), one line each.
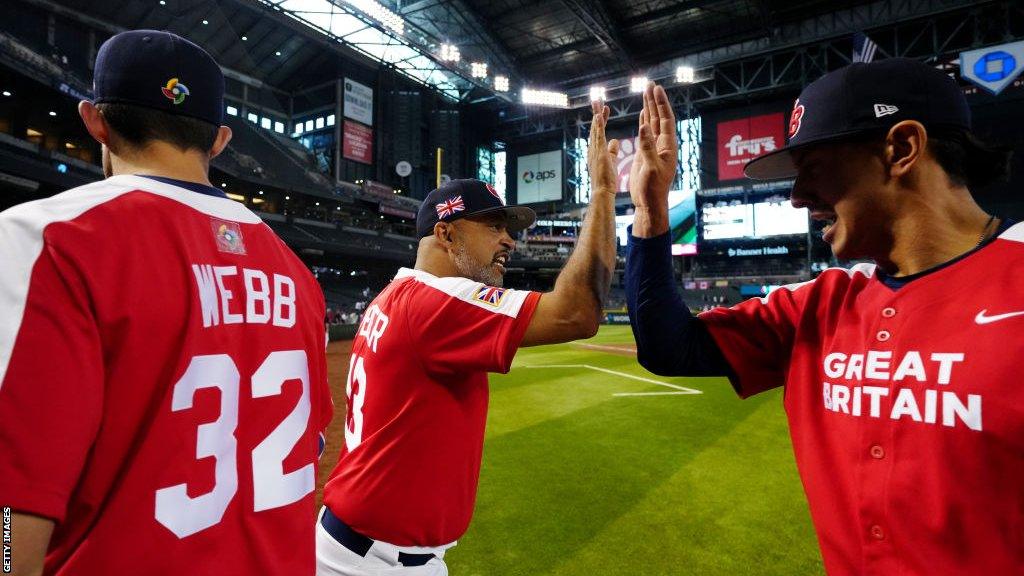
588 99 619 198
629 83 678 236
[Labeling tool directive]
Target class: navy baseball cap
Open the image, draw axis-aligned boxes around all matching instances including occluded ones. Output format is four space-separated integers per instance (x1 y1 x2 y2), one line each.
416 179 536 238
93 30 224 126
744 58 971 180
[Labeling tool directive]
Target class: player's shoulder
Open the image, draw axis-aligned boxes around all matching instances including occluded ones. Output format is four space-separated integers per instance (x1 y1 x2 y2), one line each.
996 221 1024 246
0 176 136 225
392 267 534 318
774 263 876 297
813 262 878 284
0 174 260 233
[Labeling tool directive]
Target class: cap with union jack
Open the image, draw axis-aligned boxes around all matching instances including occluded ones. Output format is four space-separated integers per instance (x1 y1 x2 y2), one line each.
416 179 536 238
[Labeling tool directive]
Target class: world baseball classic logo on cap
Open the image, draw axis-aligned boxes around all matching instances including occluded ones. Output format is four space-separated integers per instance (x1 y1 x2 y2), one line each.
435 195 465 219
161 78 190 105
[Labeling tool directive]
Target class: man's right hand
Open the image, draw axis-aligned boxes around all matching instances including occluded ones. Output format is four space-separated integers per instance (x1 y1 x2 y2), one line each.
588 99 619 197
629 83 678 237
519 100 620 347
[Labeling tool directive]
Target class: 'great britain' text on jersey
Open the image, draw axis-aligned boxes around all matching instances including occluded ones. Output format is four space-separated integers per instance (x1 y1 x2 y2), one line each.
820 349 980 430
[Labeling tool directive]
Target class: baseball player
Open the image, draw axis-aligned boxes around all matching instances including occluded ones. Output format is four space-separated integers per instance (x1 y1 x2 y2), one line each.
0 31 332 575
316 101 620 575
626 63 1021 574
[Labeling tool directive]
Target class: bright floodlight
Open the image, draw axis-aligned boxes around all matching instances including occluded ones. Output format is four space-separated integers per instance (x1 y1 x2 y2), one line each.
589 86 606 102
471 62 488 78
521 88 568 107
630 76 648 93
494 75 510 92
440 44 461 62
676 66 695 83
344 0 406 35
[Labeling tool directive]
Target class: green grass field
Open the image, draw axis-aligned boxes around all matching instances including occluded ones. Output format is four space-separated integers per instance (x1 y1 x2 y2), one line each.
446 325 824 576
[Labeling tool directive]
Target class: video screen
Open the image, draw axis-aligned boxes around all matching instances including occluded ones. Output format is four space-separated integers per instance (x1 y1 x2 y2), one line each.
701 200 807 240
616 189 697 255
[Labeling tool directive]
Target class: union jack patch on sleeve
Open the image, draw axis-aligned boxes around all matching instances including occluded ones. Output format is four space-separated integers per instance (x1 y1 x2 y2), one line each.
473 285 507 306
435 195 465 219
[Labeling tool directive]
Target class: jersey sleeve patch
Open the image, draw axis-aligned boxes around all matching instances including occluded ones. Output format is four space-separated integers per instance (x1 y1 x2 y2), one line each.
417 275 530 318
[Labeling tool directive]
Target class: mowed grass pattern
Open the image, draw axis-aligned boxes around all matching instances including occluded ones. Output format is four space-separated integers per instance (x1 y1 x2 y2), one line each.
446 325 824 576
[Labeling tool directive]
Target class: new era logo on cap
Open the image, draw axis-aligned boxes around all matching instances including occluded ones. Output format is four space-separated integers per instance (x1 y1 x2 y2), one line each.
874 103 899 118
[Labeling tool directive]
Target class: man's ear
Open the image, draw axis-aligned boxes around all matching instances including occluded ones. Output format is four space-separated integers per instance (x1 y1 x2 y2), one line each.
78 100 110 146
433 222 454 246
884 120 927 179
209 126 232 159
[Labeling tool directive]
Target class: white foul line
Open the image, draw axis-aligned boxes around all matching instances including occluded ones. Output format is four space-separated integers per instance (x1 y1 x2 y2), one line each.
516 364 702 396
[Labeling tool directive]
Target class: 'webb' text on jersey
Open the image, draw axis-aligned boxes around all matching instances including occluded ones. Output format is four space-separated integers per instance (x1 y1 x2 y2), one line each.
192 264 296 328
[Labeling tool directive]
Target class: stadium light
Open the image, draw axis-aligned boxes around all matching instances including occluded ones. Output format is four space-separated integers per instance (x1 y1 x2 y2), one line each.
241 36 248 41
630 76 648 93
440 44 461 62
521 88 568 107
494 75 510 92
676 66 695 83
589 86 606 102
343 0 406 35
48 111 56 117
471 62 488 78
202 19 208 25
2 91 10 97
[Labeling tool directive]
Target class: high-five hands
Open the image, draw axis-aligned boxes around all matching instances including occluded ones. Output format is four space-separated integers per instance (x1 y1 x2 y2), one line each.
588 99 619 197
629 83 678 237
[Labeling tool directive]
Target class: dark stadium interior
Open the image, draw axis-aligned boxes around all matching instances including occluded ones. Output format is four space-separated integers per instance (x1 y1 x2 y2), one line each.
1 0 1022 318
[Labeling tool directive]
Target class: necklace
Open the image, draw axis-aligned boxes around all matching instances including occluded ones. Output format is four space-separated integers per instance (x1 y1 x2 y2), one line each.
977 214 997 248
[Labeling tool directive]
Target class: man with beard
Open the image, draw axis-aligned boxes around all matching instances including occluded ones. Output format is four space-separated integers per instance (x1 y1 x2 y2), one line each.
317 101 621 575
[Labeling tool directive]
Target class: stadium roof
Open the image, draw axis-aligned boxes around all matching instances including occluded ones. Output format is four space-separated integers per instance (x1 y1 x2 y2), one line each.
35 0 991 106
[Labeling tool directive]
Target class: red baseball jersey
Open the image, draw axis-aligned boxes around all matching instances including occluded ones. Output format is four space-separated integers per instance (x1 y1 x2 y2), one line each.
699 222 1024 575
0 175 333 575
323 268 540 546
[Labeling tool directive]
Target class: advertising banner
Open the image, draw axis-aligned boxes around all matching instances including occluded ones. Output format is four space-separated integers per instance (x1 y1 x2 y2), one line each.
960 40 1024 95
344 78 374 125
516 150 562 203
343 121 373 164
614 136 637 193
716 113 784 180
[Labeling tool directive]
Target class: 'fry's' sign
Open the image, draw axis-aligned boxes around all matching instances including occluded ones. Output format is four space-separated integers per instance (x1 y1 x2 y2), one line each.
717 113 783 180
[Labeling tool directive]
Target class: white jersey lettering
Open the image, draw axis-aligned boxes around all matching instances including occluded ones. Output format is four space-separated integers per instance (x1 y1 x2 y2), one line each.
191 264 297 328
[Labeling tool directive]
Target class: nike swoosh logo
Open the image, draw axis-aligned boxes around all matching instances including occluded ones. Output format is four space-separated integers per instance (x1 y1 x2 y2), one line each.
975 309 1024 325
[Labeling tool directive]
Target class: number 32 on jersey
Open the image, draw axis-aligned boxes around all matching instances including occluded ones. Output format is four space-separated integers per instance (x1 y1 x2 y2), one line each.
155 350 315 538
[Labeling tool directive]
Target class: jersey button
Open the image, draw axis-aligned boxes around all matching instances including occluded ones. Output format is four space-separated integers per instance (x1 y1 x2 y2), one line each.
870 525 885 540
882 307 896 318
876 330 891 342
870 445 885 459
